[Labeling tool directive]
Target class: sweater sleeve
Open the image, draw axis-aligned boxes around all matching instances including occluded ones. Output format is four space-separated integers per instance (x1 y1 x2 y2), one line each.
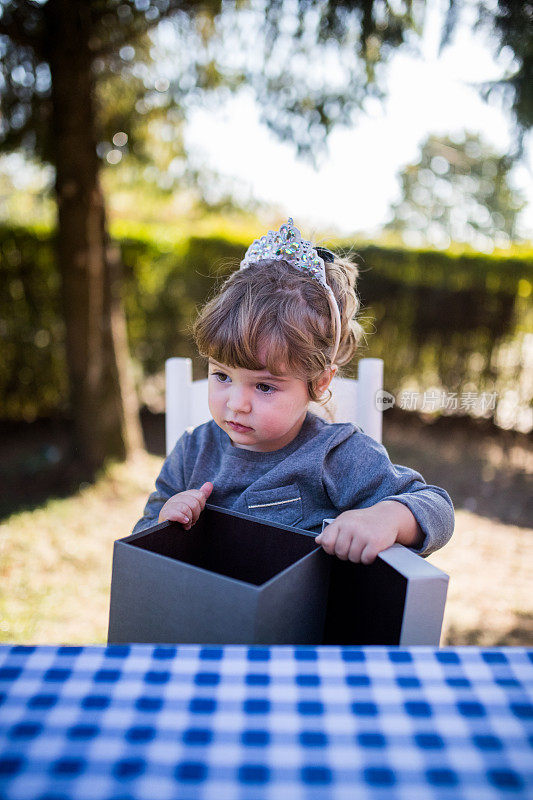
322 428 455 556
131 434 187 534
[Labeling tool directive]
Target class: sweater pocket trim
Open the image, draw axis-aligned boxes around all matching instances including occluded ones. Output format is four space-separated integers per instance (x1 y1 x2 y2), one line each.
248 496 300 509
246 484 303 526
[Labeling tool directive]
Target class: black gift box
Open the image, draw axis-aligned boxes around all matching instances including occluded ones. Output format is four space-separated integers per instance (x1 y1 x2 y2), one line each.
108 505 330 644
108 504 448 645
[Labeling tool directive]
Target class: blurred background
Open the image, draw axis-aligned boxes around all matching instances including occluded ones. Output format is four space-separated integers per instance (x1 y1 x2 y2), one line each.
0 0 531 645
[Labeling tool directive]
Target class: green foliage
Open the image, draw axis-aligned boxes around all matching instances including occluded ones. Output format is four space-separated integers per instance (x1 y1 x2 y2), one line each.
441 1 533 143
1 223 531 426
120 230 248 376
387 133 526 250
0 0 433 468
0 224 67 420
0 0 423 168
473 1 533 137
349 242 532 295
2 1 531 169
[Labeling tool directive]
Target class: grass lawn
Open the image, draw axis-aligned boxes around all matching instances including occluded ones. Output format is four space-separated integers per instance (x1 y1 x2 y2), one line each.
1 448 531 646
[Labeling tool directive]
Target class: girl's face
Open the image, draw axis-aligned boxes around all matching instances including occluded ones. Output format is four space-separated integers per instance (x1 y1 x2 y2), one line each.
208 357 313 452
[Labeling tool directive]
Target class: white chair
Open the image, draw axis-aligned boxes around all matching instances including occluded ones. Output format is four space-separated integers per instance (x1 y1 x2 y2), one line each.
165 356 384 456
163 355 449 646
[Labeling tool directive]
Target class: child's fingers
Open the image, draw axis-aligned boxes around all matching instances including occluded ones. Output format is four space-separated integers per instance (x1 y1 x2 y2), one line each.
186 488 211 510
315 524 340 556
167 502 193 524
161 484 214 529
332 528 353 561
182 492 207 518
168 496 201 523
317 522 367 563
176 485 213 527
315 521 341 548
160 508 189 524
348 536 366 564
185 483 213 522
315 522 334 546
360 544 378 565
320 532 365 563
186 497 207 522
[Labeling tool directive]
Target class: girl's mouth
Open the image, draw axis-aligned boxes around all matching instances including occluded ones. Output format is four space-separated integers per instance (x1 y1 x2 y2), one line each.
227 421 253 433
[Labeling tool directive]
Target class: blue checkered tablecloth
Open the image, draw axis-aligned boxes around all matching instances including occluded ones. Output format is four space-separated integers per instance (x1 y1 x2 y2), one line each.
0 645 531 800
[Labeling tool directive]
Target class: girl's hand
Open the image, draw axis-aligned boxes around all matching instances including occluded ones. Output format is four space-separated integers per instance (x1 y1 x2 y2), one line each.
315 501 421 565
158 482 213 530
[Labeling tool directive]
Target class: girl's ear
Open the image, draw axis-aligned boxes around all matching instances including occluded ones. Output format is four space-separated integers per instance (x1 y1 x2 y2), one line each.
315 365 338 398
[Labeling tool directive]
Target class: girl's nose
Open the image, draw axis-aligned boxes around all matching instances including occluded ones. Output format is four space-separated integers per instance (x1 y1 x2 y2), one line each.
227 386 252 413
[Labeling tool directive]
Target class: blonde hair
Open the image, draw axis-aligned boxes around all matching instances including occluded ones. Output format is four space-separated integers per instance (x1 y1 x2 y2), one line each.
193 253 364 403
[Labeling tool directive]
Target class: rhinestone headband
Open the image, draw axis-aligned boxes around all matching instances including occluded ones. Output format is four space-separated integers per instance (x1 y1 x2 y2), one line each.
240 218 330 287
240 218 341 365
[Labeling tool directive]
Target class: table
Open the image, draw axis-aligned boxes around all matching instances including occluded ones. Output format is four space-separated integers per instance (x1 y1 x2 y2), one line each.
0 645 531 799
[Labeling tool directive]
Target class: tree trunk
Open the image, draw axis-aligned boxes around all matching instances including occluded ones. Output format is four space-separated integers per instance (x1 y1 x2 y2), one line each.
46 0 143 476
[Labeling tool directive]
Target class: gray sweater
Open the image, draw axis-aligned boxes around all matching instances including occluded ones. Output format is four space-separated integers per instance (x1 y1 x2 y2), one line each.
133 412 454 556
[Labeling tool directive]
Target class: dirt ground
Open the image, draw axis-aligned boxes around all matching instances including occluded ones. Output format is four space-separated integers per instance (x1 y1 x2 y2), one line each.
0 408 531 646
384 409 533 645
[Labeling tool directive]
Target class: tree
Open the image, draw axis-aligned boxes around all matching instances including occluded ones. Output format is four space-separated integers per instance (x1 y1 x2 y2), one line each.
386 133 526 250
0 0 424 475
0 0 531 474
442 1 533 146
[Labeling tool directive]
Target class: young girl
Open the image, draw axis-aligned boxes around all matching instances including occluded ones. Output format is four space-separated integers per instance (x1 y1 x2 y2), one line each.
133 219 454 564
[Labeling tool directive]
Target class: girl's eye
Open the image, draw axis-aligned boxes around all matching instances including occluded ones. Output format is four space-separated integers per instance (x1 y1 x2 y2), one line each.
257 383 276 394
212 371 230 383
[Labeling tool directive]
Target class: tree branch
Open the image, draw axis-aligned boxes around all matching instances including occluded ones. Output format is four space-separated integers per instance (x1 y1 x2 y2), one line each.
89 0 213 57
0 18 40 51
88 0 206 26
89 18 161 57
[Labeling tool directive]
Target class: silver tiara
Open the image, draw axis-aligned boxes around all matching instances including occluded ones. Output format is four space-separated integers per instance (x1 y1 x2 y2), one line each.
239 218 342 366
240 218 328 288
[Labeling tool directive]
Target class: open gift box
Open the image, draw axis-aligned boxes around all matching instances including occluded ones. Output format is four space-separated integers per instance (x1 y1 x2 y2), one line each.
108 505 330 645
108 504 449 645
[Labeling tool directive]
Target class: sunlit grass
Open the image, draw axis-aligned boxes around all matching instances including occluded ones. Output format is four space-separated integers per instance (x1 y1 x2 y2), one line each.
0 452 162 644
1 449 531 646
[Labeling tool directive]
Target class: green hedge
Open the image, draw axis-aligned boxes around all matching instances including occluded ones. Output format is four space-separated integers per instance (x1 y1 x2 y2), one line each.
0 225 67 419
1 223 531 424
346 244 531 294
